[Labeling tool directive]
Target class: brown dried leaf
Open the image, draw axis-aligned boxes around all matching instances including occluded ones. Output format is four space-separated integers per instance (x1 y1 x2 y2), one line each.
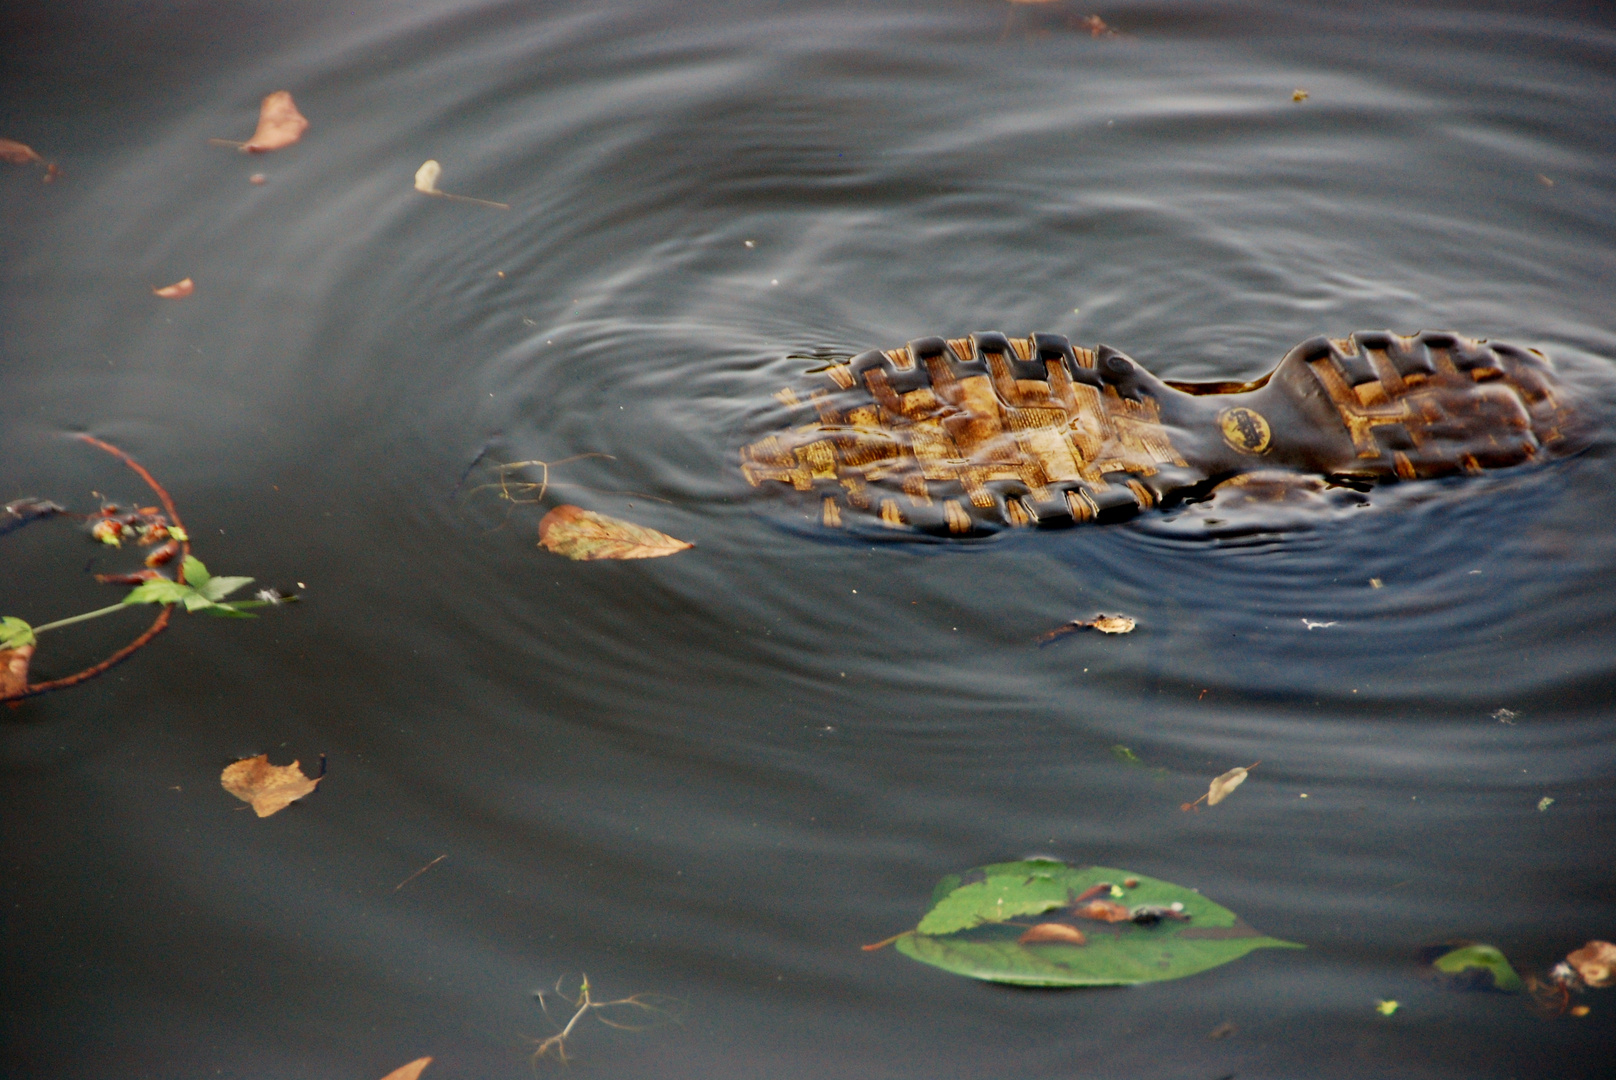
220 754 320 817
1018 922 1087 945
1567 940 1616 988
1073 899 1131 923
242 91 309 152
538 505 693 561
1 645 33 696
0 139 44 165
153 278 194 299
377 1058 432 1080
1207 765 1251 806
1086 614 1135 634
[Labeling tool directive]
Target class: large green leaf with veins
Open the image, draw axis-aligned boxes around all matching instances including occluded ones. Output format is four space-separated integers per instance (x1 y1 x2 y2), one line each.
893 860 1302 987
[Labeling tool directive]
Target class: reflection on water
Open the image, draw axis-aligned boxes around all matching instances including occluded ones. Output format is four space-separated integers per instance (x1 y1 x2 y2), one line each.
3 1 1616 1077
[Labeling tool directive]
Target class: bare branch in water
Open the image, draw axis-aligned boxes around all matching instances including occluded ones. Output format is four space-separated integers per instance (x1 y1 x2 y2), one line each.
527 974 681 1067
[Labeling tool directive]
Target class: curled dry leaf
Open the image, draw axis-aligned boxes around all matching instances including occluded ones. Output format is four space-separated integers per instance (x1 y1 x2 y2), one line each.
538 505 693 561
1018 923 1086 946
414 159 510 210
1567 940 1616 988
1207 765 1251 806
242 91 308 152
153 278 195 299
414 160 443 195
220 754 320 817
1086 614 1135 634
377 1057 432 1080
0 645 33 696
1073 899 1132 923
0 138 44 164
1036 613 1135 643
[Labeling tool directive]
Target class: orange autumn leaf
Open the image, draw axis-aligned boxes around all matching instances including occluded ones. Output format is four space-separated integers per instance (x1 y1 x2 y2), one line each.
220 754 320 817
153 278 194 299
1567 941 1616 988
0 139 44 165
1073 899 1131 923
538 505 693 561
1018 922 1087 945
377 1057 432 1080
211 91 308 153
0 645 33 696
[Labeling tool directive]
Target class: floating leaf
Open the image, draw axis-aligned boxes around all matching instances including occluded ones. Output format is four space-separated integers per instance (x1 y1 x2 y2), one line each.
210 91 308 152
1431 943 1523 992
1375 999 1399 1015
1537 796 1554 812
0 139 43 164
1087 614 1135 634
1567 940 1616 988
220 754 320 817
538 505 693 561
1207 765 1251 806
153 277 194 299
1037 613 1135 643
0 644 33 696
887 860 1300 987
122 556 259 617
413 159 510 210
0 616 35 650
377 1058 432 1080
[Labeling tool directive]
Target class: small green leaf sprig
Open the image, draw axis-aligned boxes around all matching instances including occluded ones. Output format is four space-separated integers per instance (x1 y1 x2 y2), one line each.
1 555 285 650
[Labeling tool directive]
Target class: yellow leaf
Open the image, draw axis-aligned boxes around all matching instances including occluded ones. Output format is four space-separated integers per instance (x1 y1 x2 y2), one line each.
413 159 509 209
414 160 443 194
538 505 693 561
220 755 320 817
1375 999 1399 1015
377 1057 432 1080
1207 765 1250 806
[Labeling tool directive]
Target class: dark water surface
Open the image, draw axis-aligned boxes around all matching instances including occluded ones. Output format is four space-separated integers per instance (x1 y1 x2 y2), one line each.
5 2 1616 1077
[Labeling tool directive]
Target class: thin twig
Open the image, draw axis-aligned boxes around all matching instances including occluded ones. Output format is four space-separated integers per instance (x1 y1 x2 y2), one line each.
394 854 447 892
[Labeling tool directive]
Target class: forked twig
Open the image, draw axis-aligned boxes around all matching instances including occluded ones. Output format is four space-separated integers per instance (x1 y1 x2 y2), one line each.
528 974 679 1067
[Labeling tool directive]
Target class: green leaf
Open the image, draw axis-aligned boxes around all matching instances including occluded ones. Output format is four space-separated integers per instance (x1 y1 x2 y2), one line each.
198 575 253 602
124 579 194 606
181 555 211 589
916 860 1072 935
168 526 189 542
892 860 1302 988
0 616 36 650
1432 944 1522 992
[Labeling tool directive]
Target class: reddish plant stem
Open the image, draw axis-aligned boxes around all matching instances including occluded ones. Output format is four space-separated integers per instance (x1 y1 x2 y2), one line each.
1 436 190 704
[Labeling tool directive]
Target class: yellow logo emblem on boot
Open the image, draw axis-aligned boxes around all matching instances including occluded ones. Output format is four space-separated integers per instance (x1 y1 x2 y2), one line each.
1218 406 1272 454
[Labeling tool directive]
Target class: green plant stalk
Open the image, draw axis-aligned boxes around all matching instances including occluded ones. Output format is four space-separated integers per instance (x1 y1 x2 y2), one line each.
30 602 140 636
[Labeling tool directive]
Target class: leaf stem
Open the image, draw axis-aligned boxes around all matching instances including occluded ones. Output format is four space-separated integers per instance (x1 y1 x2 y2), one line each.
860 930 913 952
31 602 135 635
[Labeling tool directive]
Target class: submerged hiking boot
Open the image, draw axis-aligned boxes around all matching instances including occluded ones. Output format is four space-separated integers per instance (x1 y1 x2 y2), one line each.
740 330 1583 535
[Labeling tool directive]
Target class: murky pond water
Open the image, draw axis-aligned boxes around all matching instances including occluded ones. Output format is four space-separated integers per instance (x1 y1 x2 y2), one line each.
5 1 1616 1077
